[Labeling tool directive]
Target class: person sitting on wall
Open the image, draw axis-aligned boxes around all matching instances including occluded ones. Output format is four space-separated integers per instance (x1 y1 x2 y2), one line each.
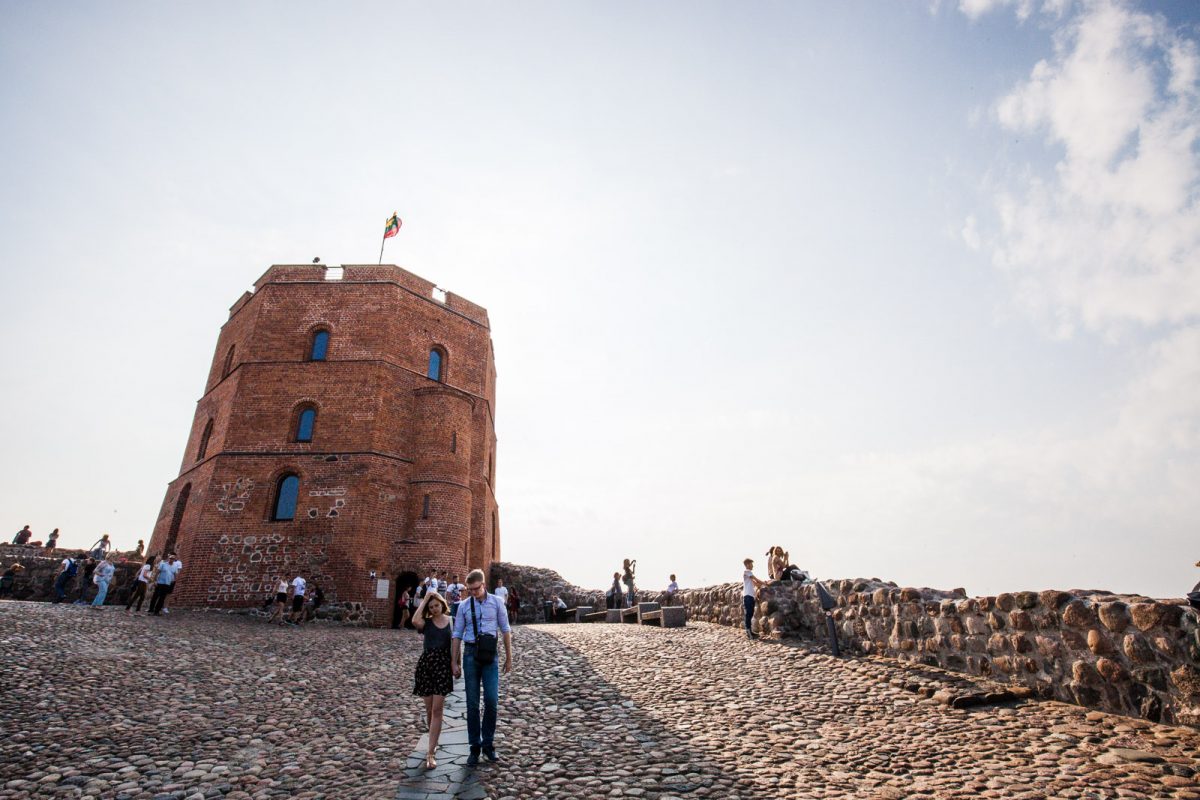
765 547 789 581
89 534 112 561
43 529 59 552
665 574 678 606
551 594 568 622
11 526 32 546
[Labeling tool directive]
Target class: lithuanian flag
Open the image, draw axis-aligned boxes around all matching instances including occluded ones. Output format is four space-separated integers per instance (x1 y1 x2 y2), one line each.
384 213 402 239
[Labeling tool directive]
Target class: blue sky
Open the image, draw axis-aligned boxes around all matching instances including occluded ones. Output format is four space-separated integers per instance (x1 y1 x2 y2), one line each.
1 1 1197 598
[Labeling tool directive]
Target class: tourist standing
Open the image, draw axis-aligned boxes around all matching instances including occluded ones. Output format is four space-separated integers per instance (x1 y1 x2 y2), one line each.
287 573 307 624
609 572 622 610
267 576 288 624
622 558 637 606
447 575 463 617
12 526 32 545
308 583 324 621
493 578 508 607
89 534 112 561
148 553 180 615
0 563 24 597
75 558 97 604
666 574 679 606
506 588 520 625
91 556 116 608
412 590 453 770
133 540 145 559
52 555 77 603
44 529 59 552
160 553 183 614
742 558 767 639
451 568 513 766
126 556 155 612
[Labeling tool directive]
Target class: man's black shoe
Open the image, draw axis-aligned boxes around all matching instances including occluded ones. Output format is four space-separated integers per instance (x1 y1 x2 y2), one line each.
466 747 480 767
482 746 498 763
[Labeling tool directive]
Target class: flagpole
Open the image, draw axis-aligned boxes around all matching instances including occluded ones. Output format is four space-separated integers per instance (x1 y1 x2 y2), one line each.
378 233 386 265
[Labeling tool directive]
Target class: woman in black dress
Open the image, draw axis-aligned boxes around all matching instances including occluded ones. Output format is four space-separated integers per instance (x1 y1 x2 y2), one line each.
412 590 453 769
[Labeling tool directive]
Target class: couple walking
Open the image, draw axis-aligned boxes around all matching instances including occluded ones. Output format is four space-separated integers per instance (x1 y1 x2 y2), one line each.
412 568 513 769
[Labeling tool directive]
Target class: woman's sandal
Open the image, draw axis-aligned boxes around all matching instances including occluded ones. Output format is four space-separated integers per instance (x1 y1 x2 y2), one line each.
425 753 437 770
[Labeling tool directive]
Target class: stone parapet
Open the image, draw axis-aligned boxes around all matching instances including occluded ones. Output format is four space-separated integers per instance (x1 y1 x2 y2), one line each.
0 545 145 604
671 577 1200 727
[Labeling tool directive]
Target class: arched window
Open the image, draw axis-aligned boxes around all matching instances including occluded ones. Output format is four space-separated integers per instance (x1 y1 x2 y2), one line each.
427 348 444 382
222 344 236 378
196 418 214 461
295 406 316 443
309 329 329 361
273 474 300 521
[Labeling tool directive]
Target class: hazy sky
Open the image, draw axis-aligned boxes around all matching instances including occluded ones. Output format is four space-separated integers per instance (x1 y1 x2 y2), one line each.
2 1 1197 598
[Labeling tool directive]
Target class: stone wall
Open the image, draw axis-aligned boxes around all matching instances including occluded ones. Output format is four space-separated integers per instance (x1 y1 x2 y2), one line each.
673 578 1200 727
0 545 145 605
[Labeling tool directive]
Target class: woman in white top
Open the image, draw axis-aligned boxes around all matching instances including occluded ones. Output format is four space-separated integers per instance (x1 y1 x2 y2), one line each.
125 556 156 613
268 577 289 624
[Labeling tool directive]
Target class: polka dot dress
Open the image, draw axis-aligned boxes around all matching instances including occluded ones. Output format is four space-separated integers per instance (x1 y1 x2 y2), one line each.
413 620 453 697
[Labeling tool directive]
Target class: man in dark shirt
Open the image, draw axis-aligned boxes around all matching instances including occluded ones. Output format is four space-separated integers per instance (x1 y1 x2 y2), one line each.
12 526 32 545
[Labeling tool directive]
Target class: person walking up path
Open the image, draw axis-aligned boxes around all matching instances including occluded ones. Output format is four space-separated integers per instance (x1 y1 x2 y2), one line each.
126 556 154 613
451 568 513 767
91 556 115 608
412 590 454 770
742 558 767 639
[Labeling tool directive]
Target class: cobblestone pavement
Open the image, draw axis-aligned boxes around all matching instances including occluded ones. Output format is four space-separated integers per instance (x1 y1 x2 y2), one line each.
485 624 1200 800
0 602 425 800
2 603 1199 800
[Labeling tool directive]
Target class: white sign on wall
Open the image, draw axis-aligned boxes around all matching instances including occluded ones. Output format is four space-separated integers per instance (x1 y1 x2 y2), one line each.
376 578 390 599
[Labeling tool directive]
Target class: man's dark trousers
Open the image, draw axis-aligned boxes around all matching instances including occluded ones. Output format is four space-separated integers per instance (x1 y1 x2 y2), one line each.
463 643 499 751
148 584 170 614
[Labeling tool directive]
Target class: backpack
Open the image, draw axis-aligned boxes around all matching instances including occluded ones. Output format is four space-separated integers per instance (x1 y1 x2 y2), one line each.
64 559 78 578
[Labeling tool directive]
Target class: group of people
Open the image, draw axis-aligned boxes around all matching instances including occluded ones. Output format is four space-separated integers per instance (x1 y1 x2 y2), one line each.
11 524 61 552
41 550 182 613
398 572 520 629
264 573 325 625
410 568 513 770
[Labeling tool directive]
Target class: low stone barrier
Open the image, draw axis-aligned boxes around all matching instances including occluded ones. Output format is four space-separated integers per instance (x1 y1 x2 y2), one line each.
672 578 1200 727
0 545 143 605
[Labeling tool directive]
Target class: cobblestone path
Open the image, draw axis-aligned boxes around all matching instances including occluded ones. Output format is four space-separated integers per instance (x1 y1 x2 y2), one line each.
483 624 1200 800
2 603 1198 799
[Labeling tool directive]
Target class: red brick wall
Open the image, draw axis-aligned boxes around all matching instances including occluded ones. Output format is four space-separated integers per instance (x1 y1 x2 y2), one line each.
148 264 498 625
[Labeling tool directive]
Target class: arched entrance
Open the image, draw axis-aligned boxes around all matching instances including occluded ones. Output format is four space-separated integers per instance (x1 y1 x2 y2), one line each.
392 570 419 629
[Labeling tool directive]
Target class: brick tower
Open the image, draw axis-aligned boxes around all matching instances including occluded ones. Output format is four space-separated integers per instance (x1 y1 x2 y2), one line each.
147 264 499 626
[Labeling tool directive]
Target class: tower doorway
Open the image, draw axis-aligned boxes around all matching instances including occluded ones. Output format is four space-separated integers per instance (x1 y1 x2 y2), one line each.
392 570 419 629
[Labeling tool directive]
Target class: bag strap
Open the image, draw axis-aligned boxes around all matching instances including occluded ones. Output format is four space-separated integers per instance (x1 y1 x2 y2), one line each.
471 596 480 642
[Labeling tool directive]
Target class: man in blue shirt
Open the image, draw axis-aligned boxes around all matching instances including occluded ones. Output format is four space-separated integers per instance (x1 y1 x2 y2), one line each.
452 568 513 766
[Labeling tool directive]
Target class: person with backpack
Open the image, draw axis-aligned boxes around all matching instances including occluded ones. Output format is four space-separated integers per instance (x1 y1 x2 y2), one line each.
53 556 78 603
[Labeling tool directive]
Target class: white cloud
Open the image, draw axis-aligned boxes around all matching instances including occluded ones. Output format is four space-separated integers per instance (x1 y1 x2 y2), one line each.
986 1 1200 333
959 0 1068 23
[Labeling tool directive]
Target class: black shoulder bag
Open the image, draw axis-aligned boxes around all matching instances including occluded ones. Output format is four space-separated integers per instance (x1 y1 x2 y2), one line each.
470 596 499 666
